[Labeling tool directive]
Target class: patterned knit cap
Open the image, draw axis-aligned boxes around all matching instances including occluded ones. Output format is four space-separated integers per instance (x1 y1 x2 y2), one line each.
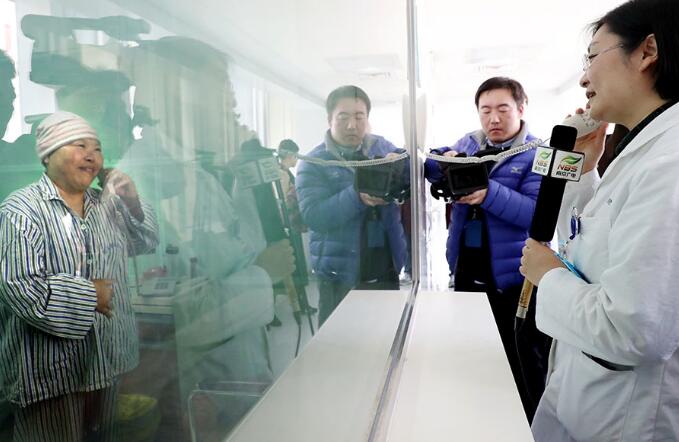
35 111 100 160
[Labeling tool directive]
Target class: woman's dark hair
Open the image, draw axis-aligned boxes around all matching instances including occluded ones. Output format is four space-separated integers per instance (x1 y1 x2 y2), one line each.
474 77 528 108
591 0 679 101
326 85 371 117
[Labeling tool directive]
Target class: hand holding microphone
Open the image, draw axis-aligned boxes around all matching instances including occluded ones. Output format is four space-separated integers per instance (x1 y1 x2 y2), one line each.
516 111 601 321
519 238 566 286
254 239 296 283
515 124 577 329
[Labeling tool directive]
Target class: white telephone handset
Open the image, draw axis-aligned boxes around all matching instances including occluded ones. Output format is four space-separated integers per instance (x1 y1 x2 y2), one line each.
562 109 602 138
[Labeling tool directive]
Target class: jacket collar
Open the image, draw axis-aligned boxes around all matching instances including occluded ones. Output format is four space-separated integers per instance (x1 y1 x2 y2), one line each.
471 121 531 174
605 102 679 173
472 120 531 150
324 130 377 159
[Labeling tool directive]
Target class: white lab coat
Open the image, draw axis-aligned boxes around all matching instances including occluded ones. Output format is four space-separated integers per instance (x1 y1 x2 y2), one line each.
172 167 275 408
532 102 679 442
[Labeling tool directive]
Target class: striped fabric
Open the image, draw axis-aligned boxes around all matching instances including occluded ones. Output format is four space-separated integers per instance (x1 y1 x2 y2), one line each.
0 174 158 407
35 111 99 160
12 383 119 442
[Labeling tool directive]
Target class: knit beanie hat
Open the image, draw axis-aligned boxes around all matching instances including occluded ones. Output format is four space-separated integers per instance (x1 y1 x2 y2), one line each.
35 111 100 161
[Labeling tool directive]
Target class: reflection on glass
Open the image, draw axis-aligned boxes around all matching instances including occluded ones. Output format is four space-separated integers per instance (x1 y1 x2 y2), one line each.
297 85 410 326
0 2 411 440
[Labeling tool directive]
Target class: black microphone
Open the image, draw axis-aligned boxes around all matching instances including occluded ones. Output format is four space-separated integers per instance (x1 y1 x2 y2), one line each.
515 125 578 330
230 140 303 326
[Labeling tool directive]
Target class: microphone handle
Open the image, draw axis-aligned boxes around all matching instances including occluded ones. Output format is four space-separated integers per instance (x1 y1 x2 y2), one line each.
283 276 302 324
252 180 303 322
514 278 534 331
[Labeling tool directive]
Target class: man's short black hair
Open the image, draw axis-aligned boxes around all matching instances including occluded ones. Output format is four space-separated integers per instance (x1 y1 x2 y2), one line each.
474 77 528 108
0 50 16 78
591 0 679 101
326 85 371 117
278 139 299 158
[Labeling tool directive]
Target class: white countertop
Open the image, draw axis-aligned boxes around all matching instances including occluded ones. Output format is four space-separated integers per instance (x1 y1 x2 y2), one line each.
385 290 534 441
226 289 533 441
227 290 408 442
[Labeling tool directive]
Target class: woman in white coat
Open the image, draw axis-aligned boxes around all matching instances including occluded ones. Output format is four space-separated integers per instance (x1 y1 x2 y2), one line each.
520 0 679 440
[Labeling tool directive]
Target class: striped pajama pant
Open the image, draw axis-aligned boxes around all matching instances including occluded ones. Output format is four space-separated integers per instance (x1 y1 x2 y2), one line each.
12 385 118 442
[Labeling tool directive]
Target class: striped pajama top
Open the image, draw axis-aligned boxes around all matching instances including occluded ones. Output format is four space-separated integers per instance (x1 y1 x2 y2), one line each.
0 174 158 406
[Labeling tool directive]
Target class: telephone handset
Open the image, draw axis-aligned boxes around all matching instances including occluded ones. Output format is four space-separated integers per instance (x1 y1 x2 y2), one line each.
562 110 602 138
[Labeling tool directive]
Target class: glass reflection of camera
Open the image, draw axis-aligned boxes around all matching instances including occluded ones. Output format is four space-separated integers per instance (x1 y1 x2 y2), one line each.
354 154 409 203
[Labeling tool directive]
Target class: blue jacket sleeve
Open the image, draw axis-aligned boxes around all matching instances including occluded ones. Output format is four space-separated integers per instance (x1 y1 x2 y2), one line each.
424 146 452 184
296 162 366 233
480 169 541 230
424 133 472 184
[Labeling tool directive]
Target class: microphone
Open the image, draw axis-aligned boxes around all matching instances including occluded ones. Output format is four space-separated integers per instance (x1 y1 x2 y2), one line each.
230 140 303 325
515 125 578 330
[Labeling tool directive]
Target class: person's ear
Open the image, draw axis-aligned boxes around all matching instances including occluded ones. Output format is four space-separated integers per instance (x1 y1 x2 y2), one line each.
638 34 659 73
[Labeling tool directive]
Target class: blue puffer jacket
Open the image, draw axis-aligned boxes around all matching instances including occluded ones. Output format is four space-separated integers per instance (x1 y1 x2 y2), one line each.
296 132 408 286
424 124 541 290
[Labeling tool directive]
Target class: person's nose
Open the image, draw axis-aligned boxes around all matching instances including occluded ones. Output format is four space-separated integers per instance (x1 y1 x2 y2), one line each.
83 147 98 162
489 112 500 124
579 71 589 89
346 117 357 130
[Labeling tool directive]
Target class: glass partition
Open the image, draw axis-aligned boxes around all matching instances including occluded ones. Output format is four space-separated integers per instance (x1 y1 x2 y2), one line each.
0 0 412 440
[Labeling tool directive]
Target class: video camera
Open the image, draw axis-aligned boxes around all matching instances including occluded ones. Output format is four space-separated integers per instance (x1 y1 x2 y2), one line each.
430 147 503 201
21 15 149 89
353 153 410 203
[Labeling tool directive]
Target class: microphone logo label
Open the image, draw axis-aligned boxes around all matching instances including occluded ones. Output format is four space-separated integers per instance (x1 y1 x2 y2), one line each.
234 157 280 188
551 151 585 181
532 146 553 176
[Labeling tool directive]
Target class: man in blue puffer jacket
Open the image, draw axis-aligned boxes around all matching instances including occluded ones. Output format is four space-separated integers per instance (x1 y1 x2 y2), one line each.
297 85 408 326
425 77 549 422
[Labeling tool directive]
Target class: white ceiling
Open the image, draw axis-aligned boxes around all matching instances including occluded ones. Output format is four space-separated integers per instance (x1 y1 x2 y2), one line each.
110 0 625 106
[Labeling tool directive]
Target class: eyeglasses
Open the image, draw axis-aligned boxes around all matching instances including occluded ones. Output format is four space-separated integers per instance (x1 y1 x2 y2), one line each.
582 43 625 71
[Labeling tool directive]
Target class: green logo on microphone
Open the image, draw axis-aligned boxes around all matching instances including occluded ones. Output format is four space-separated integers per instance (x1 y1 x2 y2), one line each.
561 155 583 165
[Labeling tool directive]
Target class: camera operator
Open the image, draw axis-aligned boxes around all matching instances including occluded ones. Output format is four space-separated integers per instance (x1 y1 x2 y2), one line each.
424 77 548 422
296 85 408 326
